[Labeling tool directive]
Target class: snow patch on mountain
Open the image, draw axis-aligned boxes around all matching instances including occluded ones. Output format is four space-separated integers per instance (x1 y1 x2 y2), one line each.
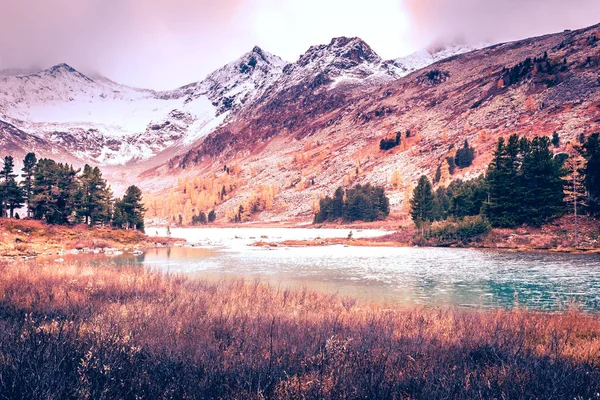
389 42 487 77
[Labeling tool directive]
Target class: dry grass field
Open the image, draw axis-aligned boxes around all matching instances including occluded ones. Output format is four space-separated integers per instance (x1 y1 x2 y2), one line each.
0 260 599 399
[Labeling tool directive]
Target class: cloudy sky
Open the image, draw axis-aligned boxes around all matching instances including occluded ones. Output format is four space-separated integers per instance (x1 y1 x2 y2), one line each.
1 0 599 89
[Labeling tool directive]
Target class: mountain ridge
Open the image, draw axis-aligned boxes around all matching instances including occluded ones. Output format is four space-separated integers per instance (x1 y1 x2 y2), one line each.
0 36 482 167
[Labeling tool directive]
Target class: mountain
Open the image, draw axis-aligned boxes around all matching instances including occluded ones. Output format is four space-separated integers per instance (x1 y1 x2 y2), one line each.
0 64 196 165
0 47 288 166
0 38 476 168
0 120 65 160
164 23 600 221
162 46 288 115
277 37 397 90
2 24 599 222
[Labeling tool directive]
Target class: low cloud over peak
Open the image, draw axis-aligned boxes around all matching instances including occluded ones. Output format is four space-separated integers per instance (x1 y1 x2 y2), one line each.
1 0 598 89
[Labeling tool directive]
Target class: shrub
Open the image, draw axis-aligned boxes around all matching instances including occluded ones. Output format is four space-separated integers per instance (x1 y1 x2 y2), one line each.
424 215 492 246
0 261 599 399
379 131 402 151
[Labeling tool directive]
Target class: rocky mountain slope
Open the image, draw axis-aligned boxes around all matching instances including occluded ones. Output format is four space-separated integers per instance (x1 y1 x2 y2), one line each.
0 39 477 168
161 23 600 222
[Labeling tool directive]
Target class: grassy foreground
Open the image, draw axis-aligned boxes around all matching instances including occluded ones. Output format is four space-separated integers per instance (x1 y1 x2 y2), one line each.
0 261 599 399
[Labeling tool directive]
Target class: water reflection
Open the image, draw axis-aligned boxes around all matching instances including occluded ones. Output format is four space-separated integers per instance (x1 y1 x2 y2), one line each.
66 245 600 312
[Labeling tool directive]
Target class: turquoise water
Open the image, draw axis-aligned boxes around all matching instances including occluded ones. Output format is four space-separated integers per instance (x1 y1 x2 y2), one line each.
78 244 600 312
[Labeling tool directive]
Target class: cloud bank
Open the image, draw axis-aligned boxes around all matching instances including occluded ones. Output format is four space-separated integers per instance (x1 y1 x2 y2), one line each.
404 0 600 47
0 0 597 89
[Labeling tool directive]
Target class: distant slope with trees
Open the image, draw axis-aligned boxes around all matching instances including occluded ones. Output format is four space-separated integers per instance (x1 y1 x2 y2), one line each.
410 133 600 247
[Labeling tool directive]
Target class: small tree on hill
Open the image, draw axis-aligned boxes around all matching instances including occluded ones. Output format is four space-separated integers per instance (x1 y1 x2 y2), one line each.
208 209 216 223
455 140 475 168
552 132 560 148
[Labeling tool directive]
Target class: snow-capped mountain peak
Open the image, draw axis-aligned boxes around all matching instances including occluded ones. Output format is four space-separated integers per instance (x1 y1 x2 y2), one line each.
46 63 78 74
32 63 94 83
274 36 396 91
166 46 288 115
297 36 382 69
0 46 292 166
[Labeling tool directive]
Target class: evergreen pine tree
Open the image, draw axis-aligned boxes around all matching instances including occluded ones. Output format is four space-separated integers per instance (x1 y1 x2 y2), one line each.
112 200 127 229
455 140 475 168
314 185 389 223
30 159 59 223
552 132 560 147
4 179 24 218
410 175 435 228
445 156 456 175
1 156 24 218
208 209 216 223
21 152 37 217
432 187 450 221
486 135 522 227
331 187 345 219
449 176 487 219
1 156 16 182
582 133 600 215
55 163 79 224
434 164 441 183
115 185 146 232
77 165 113 226
30 159 78 224
345 192 373 222
519 136 566 226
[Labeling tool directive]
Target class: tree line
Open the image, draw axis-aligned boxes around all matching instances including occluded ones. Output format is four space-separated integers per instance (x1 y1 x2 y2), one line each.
0 153 146 232
410 133 600 231
314 184 390 223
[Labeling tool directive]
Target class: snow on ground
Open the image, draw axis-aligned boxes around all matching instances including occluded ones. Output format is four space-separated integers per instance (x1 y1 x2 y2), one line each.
391 43 488 77
149 227 389 251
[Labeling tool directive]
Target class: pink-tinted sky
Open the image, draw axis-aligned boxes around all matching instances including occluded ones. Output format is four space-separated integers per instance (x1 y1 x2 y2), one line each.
1 0 599 89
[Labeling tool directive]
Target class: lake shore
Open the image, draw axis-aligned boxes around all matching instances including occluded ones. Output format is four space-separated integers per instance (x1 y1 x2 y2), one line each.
162 214 599 254
0 219 183 259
